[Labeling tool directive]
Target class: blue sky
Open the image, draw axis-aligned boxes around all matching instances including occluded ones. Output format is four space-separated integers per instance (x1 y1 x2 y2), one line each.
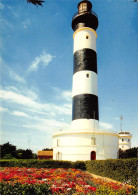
0 0 138 153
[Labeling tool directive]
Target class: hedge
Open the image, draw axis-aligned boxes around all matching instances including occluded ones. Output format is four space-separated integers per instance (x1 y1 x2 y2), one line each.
0 159 73 169
0 159 137 186
85 158 137 187
0 159 86 170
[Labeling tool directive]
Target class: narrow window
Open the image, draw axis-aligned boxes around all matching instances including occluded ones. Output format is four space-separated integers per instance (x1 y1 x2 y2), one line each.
122 139 124 142
56 152 60 160
91 137 96 146
86 35 89 39
128 139 130 142
57 139 60 146
86 74 89 78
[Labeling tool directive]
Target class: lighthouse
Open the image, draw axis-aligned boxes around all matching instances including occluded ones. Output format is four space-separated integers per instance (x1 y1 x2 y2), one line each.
53 0 119 161
71 0 99 130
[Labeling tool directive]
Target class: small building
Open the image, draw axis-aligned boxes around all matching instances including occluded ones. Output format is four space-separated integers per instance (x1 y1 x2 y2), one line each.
38 151 53 160
118 132 132 150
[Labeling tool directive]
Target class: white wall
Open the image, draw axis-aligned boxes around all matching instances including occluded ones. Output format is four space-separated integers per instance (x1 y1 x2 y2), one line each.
71 119 99 130
73 28 97 53
119 135 131 150
53 130 118 161
72 71 98 97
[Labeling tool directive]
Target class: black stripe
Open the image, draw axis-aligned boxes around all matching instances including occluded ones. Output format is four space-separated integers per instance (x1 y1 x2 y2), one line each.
72 13 98 31
74 49 97 74
72 94 99 121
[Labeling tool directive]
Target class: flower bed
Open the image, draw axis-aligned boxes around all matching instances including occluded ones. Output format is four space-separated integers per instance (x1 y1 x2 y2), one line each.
0 167 136 194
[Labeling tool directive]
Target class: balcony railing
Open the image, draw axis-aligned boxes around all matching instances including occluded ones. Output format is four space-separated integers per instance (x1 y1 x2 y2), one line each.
72 10 98 20
119 132 130 134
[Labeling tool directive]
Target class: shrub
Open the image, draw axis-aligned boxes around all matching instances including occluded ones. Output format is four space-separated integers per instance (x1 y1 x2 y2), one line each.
0 159 73 169
0 182 51 195
86 158 137 187
119 147 138 159
72 161 86 170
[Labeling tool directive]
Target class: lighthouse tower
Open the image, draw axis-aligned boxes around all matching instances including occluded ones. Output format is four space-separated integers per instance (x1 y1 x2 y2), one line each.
53 0 119 161
71 0 99 131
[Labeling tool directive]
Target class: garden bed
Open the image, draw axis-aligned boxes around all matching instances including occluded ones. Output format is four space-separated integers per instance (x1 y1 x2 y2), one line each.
0 167 136 194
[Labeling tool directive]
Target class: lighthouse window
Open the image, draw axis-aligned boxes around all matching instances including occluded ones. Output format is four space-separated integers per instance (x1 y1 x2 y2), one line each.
86 35 89 39
91 137 96 146
122 139 124 142
78 2 87 13
86 74 89 78
128 139 130 142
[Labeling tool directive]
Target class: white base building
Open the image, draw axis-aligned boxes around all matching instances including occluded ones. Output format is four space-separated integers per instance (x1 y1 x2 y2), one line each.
53 129 119 161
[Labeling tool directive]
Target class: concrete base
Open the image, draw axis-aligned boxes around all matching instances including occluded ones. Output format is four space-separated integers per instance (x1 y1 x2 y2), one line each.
53 129 119 161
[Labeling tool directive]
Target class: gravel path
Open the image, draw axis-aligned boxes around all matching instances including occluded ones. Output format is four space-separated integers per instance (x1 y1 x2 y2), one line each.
89 172 134 188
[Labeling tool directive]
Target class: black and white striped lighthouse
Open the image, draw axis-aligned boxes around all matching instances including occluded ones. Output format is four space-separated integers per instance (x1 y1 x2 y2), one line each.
53 0 119 161
71 0 99 130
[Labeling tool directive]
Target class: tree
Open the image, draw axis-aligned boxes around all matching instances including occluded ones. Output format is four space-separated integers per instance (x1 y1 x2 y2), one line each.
24 149 34 159
27 0 45 6
2 153 15 159
42 148 53 151
1 142 36 159
1 142 17 158
119 147 138 159
16 149 33 159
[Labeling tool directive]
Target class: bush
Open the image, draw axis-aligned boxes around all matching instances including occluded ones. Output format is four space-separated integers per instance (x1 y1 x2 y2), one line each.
2 154 15 159
72 161 86 170
0 159 73 169
119 147 138 159
86 158 137 187
0 182 51 195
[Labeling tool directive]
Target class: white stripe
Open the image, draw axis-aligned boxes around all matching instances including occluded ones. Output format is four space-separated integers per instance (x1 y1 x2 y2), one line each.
74 28 96 53
72 71 98 97
71 119 99 130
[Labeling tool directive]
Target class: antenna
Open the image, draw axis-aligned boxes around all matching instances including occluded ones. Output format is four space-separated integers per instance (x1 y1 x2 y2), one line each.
27 135 31 149
120 115 123 132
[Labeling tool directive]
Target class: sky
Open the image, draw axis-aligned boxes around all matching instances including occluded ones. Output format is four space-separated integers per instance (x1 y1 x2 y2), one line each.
0 0 138 153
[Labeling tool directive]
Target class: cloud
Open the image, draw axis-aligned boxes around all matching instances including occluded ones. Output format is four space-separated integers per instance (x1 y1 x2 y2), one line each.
6 86 38 101
22 19 30 29
7 5 19 18
61 90 72 102
0 18 13 28
52 87 72 102
0 87 71 117
0 85 72 136
12 111 29 117
23 118 70 132
9 70 25 83
0 89 40 109
0 3 4 10
114 117 120 120
99 122 113 129
28 52 55 72
0 107 8 112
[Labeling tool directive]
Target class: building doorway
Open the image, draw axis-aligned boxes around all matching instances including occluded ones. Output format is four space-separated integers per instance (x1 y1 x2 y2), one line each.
91 151 96 160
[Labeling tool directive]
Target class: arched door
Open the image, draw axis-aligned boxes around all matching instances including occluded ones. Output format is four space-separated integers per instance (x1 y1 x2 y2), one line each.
91 151 96 160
